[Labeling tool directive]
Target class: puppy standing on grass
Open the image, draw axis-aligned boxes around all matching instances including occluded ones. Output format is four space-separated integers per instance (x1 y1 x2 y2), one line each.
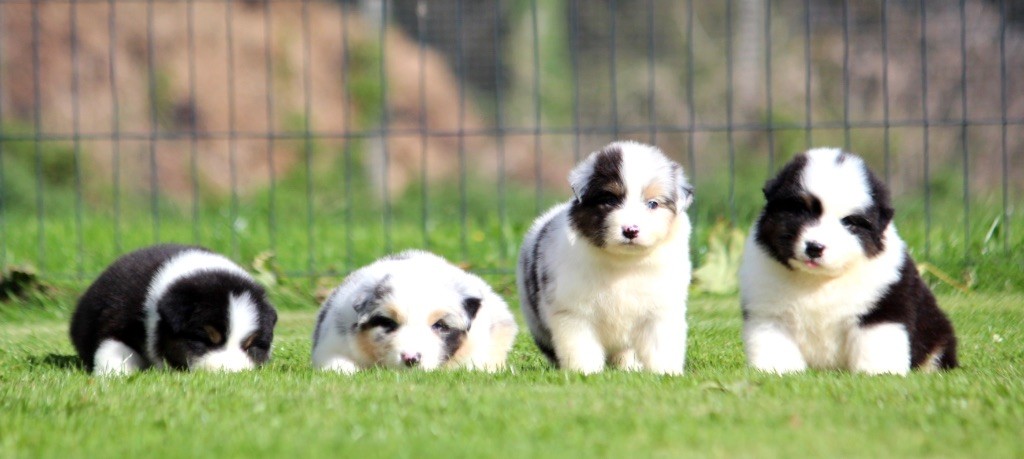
312 250 518 373
517 141 694 374
740 148 958 375
70 244 278 375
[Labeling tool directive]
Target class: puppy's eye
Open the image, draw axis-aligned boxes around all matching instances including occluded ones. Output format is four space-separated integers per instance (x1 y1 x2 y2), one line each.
841 215 871 230
203 325 223 345
590 192 619 206
432 320 452 333
363 316 399 333
646 200 659 210
242 333 257 351
778 198 808 214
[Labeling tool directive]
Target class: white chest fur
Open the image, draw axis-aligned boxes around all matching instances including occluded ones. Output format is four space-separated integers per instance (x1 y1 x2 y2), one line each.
549 248 689 350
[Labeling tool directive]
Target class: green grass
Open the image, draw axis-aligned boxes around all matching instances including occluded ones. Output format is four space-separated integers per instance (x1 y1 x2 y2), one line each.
1 291 1022 458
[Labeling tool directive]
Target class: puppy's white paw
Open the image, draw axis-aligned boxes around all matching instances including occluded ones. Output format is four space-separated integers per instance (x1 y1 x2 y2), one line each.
559 351 606 374
318 358 360 374
848 323 910 376
93 339 146 376
745 322 808 375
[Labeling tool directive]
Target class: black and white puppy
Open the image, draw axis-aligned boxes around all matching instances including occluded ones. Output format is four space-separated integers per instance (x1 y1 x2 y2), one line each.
517 141 694 374
740 148 958 375
70 244 278 375
311 250 518 373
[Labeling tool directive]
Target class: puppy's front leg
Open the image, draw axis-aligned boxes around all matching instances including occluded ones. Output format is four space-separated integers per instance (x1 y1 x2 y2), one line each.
847 323 911 376
635 312 687 375
549 313 605 374
743 319 807 374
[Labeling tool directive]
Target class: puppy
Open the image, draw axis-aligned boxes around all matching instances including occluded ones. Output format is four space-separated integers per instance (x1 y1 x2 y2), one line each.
311 250 518 373
740 148 958 375
70 244 278 375
517 141 694 374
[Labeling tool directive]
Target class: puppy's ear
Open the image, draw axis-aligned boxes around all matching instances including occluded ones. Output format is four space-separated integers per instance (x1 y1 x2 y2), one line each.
673 164 694 211
353 276 391 316
157 300 192 335
680 185 694 210
264 304 279 327
156 284 202 334
763 152 809 201
865 167 895 229
462 297 482 321
878 204 895 230
568 156 596 203
762 177 779 200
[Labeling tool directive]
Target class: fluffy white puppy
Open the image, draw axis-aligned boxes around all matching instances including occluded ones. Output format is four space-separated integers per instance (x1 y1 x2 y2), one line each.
517 141 694 374
312 250 518 373
740 148 958 375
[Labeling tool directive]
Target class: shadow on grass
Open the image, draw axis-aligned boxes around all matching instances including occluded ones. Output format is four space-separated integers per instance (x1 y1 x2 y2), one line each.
29 353 84 371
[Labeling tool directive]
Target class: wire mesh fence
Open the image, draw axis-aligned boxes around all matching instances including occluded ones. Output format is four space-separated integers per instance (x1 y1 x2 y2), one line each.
0 0 1019 283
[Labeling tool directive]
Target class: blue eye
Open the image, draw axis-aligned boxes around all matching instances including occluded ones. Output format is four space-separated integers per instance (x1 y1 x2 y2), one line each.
646 200 659 210
432 320 452 333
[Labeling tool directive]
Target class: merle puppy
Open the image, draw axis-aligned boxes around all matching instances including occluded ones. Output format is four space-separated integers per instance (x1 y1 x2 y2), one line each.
70 244 278 375
312 250 518 373
517 141 694 374
740 148 957 375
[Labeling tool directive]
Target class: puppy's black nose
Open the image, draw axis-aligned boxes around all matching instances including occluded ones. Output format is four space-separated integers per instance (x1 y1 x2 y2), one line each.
622 225 640 240
805 241 825 259
401 352 421 367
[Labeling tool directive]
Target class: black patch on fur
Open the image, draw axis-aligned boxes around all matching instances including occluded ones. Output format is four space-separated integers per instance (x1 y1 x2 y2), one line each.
859 253 958 370
347 278 396 335
756 152 898 265
440 330 467 363
358 314 399 333
70 244 196 371
156 270 276 369
754 155 823 267
534 339 559 365
522 219 556 361
462 297 482 325
312 306 330 346
69 244 277 372
569 146 625 247
436 318 470 363
841 168 895 258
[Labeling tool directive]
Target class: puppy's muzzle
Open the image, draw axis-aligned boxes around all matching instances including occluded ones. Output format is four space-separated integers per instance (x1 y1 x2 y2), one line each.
401 352 422 367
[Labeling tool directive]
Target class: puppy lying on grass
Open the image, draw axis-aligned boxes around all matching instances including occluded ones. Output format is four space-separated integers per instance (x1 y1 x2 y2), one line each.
70 244 278 375
312 250 518 373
